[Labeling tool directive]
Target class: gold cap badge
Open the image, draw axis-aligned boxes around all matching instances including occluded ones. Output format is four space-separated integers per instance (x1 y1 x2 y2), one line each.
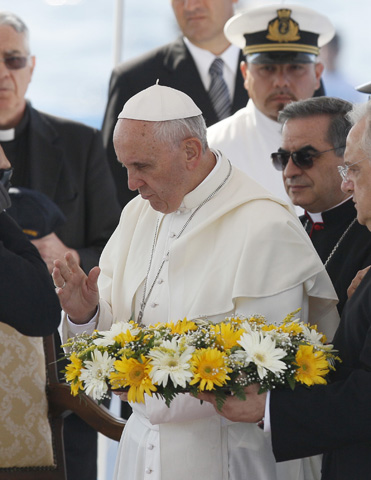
266 9 300 43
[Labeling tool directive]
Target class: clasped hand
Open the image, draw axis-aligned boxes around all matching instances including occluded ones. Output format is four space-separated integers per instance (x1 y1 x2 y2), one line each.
196 384 266 423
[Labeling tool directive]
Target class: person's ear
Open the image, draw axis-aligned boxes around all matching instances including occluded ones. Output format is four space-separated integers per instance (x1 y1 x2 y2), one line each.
240 60 247 79
183 137 202 171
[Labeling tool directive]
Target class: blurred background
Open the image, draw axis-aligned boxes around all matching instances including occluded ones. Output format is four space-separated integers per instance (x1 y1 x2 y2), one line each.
2 0 370 130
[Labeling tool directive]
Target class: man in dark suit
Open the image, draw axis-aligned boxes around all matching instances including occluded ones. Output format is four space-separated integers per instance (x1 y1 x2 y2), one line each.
102 0 248 207
0 11 121 480
273 96 371 315
197 99 371 480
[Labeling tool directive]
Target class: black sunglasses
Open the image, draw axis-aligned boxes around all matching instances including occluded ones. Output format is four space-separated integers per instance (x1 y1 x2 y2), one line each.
271 146 345 171
0 56 30 70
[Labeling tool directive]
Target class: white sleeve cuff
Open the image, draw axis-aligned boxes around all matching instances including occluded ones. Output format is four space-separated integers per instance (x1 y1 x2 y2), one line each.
263 390 271 433
66 304 100 336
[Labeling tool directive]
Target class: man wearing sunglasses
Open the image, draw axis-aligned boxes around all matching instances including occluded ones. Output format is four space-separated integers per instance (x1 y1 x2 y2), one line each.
0 11 121 480
272 96 371 315
207 4 330 207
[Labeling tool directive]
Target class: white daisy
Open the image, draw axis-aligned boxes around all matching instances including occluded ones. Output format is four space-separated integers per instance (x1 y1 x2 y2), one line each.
93 321 139 347
80 350 115 401
237 331 287 379
302 326 333 351
148 338 195 388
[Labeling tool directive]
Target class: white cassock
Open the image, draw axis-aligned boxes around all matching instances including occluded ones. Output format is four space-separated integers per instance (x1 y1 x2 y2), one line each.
207 100 303 215
63 152 338 480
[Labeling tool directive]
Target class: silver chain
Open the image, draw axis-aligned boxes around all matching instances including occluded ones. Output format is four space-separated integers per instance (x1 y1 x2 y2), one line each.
137 160 232 325
304 217 357 268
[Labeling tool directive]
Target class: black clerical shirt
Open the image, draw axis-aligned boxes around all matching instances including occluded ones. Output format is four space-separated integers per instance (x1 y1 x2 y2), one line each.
301 199 371 314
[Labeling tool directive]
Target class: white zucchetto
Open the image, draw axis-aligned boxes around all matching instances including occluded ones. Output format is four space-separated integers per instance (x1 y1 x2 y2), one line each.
118 81 202 121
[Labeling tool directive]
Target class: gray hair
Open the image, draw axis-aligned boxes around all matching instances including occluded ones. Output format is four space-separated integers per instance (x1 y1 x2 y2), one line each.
151 115 208 153
0 12 30 53
346 101 371 158
278 96 353 157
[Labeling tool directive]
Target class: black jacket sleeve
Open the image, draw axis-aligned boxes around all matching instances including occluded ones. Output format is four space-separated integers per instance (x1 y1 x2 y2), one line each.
0 211 61 336
270 369 371 461
270 269 371 464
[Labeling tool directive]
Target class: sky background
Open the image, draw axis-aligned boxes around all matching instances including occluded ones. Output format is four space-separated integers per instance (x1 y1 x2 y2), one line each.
1 0 370 130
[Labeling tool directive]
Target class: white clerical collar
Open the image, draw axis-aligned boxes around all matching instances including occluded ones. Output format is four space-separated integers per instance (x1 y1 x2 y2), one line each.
0 129 15 141
176 150 230 213
307 196 354 222
183 37 240 97
306 211 323 223
164 150 225 216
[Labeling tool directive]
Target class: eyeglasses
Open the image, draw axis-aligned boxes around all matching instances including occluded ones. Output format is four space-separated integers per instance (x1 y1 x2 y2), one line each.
337 158 365 182
271 146 345 171
0 56 30 70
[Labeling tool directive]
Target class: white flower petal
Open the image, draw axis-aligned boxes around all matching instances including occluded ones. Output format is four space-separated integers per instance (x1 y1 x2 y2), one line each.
237 331 287 379
148 339 194 388
80 350 115 401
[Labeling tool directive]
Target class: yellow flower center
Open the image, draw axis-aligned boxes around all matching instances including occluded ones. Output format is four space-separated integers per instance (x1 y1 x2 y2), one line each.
255 353 265 363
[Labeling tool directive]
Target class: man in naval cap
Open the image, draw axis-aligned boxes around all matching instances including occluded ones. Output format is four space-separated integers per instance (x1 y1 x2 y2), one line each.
53 83 339 480
208 3 334 209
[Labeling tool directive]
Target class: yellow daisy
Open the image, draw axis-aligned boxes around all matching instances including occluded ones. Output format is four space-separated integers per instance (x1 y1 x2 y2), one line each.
114 329 137 347
110 355 157 403
190 348 232 391
65 353 83 396
70 379 84 396
166 318 198 335
65 352 82 382
294 345 330 386
210 322 244 350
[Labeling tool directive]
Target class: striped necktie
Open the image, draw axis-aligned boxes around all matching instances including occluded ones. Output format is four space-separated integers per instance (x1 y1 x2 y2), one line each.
208 58 231 121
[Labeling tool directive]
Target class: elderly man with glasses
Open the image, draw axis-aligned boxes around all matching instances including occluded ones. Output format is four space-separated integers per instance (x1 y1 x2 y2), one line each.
271 96 371 315
198 98 371 480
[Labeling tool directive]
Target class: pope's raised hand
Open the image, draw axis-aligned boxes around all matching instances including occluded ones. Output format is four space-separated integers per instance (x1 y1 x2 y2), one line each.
52 252 100 324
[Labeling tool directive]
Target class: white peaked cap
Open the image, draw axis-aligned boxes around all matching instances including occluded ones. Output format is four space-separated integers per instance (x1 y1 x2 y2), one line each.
225 4 335 55
118 81 202 121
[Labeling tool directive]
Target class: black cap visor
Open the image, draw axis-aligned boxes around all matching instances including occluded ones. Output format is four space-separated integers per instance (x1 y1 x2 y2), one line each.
247 51 317 64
